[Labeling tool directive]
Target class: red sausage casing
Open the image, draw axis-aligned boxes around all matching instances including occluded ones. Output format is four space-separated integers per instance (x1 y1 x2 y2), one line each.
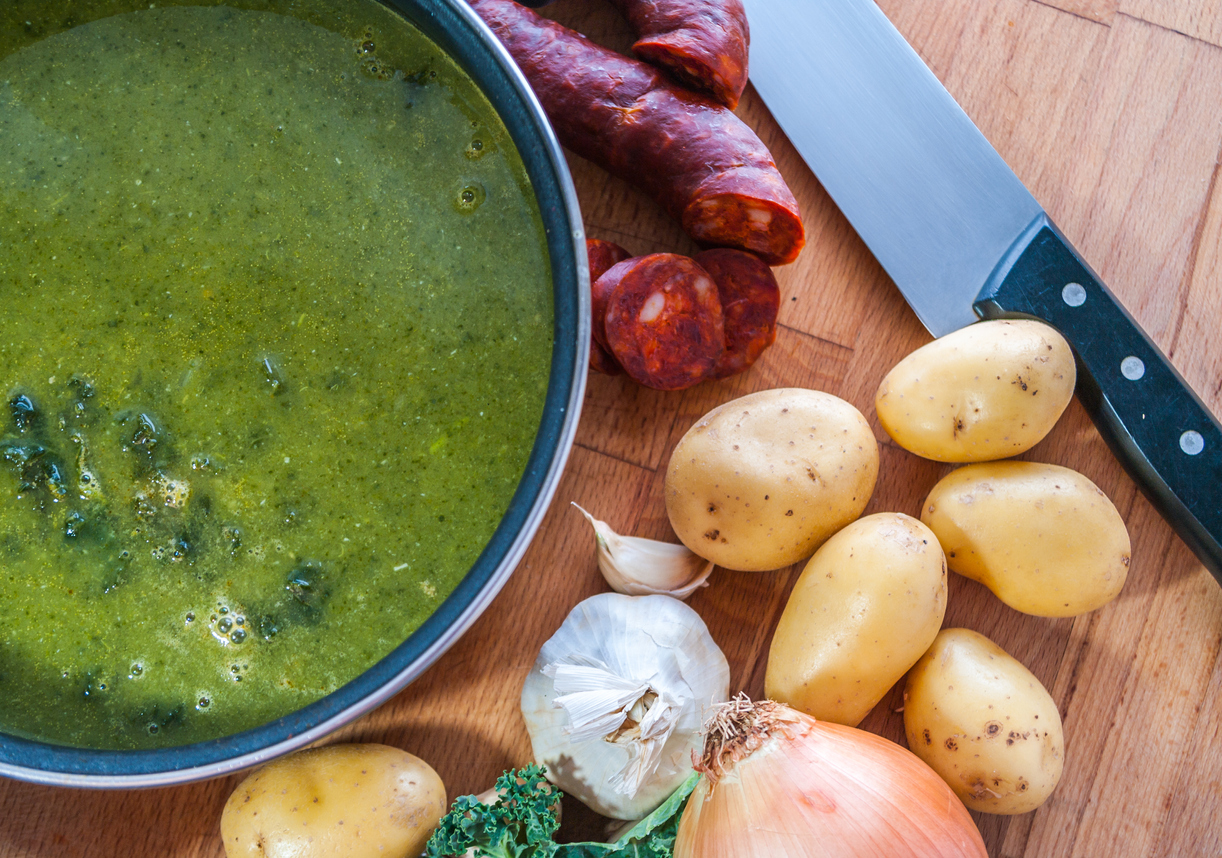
694 248 780 378
607 0 750 110
587 239 631 374
588 238 632 281
589 239 632 350
469 0 804 265
602 254 725 390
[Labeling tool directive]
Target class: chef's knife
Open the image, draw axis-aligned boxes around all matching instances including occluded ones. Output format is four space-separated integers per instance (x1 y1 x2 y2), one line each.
742 0 1222 583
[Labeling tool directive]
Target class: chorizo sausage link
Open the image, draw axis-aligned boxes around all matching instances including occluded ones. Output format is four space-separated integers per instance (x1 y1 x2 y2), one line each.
469 0 805 265
607 0 749 109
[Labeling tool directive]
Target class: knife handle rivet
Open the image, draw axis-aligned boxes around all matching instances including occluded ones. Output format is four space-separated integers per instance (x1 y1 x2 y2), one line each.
1062 282 1087 307
1121 356 1145 381
1180 430 1205 456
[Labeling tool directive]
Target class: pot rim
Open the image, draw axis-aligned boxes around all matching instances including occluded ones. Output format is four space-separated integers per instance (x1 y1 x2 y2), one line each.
0 0 588 788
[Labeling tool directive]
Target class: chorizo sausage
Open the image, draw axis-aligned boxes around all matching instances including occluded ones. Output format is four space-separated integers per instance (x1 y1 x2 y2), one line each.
607 0 749 109
588 238 632 281
589 239 632 349
592 257 633 352
693 248 780 378
587 239 631 374
469 0 805 265
602 253 725 390
588 334 624 376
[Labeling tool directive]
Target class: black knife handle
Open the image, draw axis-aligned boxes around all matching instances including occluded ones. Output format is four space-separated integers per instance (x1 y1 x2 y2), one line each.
975 213 1222 585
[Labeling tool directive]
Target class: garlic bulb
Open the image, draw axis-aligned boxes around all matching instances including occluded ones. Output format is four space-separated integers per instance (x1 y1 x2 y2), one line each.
520 593 730 820
674 698 988 858
574 504 713 599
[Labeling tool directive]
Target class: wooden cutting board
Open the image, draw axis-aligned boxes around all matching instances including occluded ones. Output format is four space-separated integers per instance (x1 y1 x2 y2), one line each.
2 0 1220 855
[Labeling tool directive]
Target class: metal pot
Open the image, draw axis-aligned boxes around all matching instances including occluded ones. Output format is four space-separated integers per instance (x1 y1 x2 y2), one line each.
0 0 587 787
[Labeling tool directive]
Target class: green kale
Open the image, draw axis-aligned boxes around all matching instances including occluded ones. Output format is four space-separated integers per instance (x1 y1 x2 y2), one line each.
425 765 560 858
557 771 698 858
425 765 699 858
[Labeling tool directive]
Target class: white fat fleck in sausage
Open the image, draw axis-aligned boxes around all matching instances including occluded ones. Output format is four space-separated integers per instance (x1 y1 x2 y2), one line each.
747 206 773 228
639 290 668 324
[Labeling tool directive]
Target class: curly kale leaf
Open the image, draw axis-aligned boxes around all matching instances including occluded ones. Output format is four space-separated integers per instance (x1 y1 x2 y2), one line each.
426 764 560 858
557 771 699 858
425 767 700 858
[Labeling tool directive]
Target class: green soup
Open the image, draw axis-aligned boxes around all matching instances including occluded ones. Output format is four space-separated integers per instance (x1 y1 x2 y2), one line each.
0 2 552 748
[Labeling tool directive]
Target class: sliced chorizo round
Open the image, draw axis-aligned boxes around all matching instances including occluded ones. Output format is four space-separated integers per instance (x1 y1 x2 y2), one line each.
603 253 725 390
588 239 632 280
694 248 780 378
591 257 633 352
589 338 624 376
586 239 632 375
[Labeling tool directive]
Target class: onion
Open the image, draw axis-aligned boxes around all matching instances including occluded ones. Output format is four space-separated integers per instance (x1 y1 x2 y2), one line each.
674 698 987 858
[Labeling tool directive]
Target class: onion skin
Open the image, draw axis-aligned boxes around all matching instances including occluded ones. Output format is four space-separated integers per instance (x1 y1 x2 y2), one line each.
674 702 986 858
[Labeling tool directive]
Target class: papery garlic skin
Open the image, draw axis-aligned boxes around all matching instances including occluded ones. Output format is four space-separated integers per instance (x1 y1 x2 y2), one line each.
574 504 713 599
521 593 730 820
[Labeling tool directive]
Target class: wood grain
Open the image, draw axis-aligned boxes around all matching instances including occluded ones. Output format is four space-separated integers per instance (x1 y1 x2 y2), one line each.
1038 0 1118 24
3 0 1221 856
1121 0 1222 49
1174 162 1222 415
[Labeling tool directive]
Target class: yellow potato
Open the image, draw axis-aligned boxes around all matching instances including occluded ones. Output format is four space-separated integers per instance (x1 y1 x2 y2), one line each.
664 388 878 572
765 512 946 726
921 461 1129 616
904 628 1064 814
221 743 446 858
875 319 1075 462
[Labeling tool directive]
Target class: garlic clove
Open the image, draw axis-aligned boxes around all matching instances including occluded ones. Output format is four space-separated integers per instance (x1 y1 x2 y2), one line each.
574 503 713 599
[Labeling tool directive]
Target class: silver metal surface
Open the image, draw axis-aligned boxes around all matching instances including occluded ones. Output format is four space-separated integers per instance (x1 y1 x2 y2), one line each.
742 0 1044 336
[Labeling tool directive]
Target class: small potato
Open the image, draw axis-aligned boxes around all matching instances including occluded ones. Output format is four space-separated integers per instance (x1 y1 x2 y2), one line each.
922 461 1129 616
765 512 947 726
665 388 878 572
904 628 1064 814
220 743 446 858
875 319 1075 462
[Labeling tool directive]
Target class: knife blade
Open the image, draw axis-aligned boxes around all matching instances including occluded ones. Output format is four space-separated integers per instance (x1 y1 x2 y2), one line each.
743 0 1222 583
